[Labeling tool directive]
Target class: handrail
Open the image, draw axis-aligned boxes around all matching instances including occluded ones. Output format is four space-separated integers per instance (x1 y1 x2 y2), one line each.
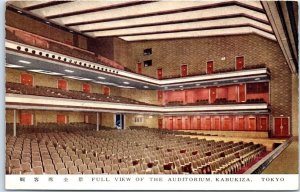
244 137 293 174
6 25 94 55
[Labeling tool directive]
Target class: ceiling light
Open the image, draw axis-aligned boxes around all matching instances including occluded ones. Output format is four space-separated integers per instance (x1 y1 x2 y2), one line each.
28 69 64 75
17 10 22 13
196 83 200 86
6 64 24 68
213 82 218 85
233 80 238 83
123 82 130 84
19 60 31 64
97 76 106 80
45 21 50 24
255 78 261 80
117 86 135 89
64 69 74 73
143 86 149 88
179 85 183 88
63 76 91 81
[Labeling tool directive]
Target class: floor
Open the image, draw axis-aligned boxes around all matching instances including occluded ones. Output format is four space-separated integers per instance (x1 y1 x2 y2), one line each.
262 137 299 174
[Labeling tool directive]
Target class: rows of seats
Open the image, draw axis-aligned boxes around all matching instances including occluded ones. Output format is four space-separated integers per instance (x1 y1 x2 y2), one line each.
162 64 268 80
6 123 97 135
6 127 266 175
6 82 150 105
166 101 184 106
246 98 265 103
167 98 266 106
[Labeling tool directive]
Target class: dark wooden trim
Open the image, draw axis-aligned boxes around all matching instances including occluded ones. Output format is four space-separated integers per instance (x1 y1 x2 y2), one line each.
276 2 298 71
93 24 273 38
6 6 92 39
82 14 270 33
24 1 72 11
46 1 156 19
66 1 265 27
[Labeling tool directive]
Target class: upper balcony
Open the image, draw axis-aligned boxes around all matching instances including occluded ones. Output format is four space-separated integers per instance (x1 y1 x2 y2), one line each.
6 26 270 90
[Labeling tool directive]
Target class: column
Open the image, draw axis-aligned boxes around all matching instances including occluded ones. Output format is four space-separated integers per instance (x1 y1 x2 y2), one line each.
13 109 17 137
96 112 99 131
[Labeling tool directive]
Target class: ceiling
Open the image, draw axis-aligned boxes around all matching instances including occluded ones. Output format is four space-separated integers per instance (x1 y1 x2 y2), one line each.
7 0 276 41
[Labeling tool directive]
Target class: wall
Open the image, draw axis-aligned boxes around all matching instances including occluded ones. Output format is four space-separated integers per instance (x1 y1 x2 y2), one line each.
113 34 292 133
291 74 299 136
6 68 159 104
101 112 115 128
125 114 158 129
5 109 86 124
6 10 78 47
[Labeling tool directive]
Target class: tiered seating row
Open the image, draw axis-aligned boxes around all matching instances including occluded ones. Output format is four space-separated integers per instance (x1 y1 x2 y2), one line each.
6 82 150 105
6 128 266 175
162 64 268 80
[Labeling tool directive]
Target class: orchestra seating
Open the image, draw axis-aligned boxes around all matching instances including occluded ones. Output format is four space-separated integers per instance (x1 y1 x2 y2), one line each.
6 82 149 105
6 126 266 175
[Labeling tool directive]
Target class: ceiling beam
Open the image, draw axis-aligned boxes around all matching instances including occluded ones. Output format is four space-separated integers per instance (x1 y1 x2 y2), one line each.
24 1 72 11
82 14 269 33
65 1 265 27
46 1 156 19
93 24 273 38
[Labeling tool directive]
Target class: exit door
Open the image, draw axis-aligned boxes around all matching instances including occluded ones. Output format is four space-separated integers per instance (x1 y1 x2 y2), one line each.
210 87 217 103
137 63 142 74
177 118 182 130
274 117 289 137
158 119 163 129
207 61 214 74
21 73 33 86
157 68 163 80
181 65 188 77
236 56 244 70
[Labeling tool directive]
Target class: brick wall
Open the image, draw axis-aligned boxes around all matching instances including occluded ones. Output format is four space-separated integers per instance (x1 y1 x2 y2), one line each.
125 114 158 129
291 74 298 136
5 109 86 124
113 34 293 131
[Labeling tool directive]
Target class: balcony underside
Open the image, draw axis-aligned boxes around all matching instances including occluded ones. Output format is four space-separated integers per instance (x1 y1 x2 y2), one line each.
6 94 270 115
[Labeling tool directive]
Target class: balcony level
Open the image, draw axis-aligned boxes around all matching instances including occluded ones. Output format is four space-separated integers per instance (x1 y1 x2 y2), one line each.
6 39 270 91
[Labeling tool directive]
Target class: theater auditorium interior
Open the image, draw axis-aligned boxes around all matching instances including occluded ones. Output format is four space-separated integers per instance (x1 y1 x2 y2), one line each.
4 1 299 175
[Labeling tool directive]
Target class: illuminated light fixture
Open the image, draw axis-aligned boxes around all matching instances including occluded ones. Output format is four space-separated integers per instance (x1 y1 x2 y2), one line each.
28 69 64 76
143 86 149 88
6 64 24 68
213 82 218 85
92 81 117 86
17 10 22 13
64 76 91 81
196 83 200 86
233 80 239 83
117 85 135 89
19 60 31 64
64 69 74 73
255 78 261 80
97 76 106 80
123 82 130 84
179 85 183 88
45 21 50 24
